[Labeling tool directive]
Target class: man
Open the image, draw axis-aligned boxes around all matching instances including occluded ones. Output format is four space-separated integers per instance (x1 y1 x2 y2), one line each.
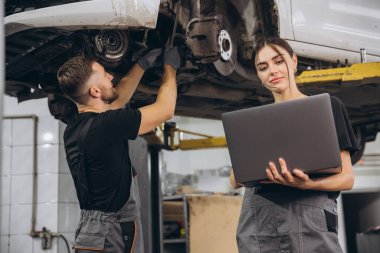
57 47 181 253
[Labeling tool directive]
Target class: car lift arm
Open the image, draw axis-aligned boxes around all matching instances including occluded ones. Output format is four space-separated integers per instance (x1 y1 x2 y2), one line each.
296 62 380 86
141 122 227 150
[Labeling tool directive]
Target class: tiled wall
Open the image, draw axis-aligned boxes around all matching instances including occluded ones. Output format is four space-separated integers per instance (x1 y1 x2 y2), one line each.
1 96 79 253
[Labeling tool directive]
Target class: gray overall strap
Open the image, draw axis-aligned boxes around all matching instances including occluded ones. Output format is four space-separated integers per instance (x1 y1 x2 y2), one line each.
77 116 94 210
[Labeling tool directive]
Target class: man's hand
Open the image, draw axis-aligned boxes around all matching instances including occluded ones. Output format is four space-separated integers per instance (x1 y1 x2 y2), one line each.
262 157 313 190
137 48 162 71
164 47 181 71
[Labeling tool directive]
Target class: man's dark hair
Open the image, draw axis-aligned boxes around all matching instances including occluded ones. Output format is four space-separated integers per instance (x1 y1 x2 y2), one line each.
57 56 94 104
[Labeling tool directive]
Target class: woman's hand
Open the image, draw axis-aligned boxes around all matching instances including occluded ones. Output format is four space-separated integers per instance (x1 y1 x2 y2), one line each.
263 157 314 189
262 151 354 191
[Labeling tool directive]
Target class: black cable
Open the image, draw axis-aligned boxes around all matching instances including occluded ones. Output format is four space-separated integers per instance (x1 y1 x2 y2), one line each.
58 234 71 253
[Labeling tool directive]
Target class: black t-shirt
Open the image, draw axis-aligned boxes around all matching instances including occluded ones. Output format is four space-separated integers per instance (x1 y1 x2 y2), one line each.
64 108 141 212
255 95 360 197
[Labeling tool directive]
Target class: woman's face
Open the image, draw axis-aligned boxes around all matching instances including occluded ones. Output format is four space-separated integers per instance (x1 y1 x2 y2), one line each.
255 45 297 93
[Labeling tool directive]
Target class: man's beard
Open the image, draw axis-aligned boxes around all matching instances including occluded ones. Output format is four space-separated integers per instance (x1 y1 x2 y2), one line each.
101 87 119 104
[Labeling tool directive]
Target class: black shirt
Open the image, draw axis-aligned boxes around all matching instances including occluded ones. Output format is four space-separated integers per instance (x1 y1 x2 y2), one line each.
64 108 141 212
255 95 360 197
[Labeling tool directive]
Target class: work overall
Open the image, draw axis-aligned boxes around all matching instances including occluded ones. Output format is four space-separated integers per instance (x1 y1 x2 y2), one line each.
70 117 144 253
237 188 343 253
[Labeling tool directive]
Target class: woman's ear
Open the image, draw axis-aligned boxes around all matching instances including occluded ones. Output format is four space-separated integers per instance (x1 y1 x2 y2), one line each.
292 53 298 73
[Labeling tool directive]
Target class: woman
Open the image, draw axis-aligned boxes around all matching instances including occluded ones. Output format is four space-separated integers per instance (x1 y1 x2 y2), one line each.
230 37 359 253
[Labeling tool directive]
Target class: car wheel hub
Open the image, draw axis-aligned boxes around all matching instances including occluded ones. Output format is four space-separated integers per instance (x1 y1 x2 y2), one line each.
218 30 232 62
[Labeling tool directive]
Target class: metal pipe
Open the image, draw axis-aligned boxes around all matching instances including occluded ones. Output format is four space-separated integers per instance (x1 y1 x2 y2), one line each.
190 0 201 19
360 48 367 63
0 1 4 248
168 0 181 48
3 115 39 237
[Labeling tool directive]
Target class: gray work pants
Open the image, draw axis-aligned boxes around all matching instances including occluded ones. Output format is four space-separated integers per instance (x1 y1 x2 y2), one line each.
73 176 143 253
237 188 343 253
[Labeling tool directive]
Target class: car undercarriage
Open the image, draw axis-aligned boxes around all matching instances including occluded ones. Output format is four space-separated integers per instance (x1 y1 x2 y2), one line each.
5 0 380 162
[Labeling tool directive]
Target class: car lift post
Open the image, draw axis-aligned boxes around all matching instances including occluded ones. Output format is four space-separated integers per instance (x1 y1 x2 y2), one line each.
149 145 163 253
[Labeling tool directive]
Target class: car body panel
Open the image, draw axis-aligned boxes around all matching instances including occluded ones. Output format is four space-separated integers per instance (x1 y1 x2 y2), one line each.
276 0 294 40
5 0 160 36
289 0 380 62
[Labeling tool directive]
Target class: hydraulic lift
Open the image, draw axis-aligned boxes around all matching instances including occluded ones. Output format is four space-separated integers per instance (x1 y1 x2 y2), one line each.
296 62 380 87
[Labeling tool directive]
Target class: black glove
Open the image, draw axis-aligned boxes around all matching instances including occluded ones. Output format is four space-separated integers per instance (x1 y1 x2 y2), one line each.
137 48 162 71
164 47 181 71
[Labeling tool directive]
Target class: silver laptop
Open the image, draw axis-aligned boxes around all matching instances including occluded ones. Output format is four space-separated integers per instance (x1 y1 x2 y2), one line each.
221 93 342 187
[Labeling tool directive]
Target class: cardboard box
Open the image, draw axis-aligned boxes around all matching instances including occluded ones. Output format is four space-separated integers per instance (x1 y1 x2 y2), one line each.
188 195 242 253
163 201 184 222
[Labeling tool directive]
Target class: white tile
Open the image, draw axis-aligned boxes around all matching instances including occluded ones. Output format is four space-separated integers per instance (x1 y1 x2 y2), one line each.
38 144 59 174
33 235 58 253
58 203 80 233
37 174 58 203
9 234 33 253
364 133 380 154
1 175 11 205
58 145 70 174
3 96 51 117
0 235 10 253
2 120 12 147
10 204 32 234
1 206 11 235
11 146 33 175
11 175 33 204
12 119 34 146
38 117 59 145
35 203 58 232
1 147 12 176
2 95 19 115
57 233 75 253
58 174 77 203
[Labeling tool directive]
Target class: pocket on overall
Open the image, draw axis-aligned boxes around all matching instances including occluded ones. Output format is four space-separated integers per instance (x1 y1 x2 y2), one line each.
324 210 338 233
292 203 328 233
74 219 109 251
119 221 136 253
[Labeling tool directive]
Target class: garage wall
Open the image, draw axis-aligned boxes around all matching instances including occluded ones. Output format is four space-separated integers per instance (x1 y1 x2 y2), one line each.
1 96 77 253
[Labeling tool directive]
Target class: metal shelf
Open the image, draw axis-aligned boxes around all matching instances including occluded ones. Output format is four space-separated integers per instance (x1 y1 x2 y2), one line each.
163 238 187 244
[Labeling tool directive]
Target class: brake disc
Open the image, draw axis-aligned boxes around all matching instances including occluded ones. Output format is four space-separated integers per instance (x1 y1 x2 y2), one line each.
186 15 237 76
213 27 236 76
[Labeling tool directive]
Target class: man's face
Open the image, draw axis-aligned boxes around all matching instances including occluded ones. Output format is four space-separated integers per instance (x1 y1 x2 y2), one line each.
91 62 119 104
